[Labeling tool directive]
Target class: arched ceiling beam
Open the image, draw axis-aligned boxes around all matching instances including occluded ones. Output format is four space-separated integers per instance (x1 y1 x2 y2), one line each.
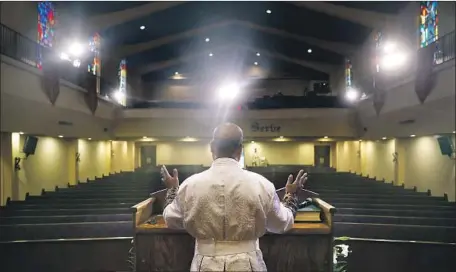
117 19 356 58
235 20 356 56
136 44 338 76
118 20 235 57
238 45 338 74
136 45 230 75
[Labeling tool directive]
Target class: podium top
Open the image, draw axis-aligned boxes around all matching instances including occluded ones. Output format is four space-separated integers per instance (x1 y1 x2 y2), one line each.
132 191 335 235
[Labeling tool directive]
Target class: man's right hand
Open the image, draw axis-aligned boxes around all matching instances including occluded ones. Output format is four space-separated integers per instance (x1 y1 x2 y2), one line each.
160 165 179 189
285 170 307 194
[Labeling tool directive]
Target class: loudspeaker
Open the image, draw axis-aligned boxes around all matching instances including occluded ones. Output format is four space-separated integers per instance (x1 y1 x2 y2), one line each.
436 136 454 157
23 136 38 156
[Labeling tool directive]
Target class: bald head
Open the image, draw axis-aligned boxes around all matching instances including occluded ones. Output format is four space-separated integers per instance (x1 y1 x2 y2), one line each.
210 123 244 160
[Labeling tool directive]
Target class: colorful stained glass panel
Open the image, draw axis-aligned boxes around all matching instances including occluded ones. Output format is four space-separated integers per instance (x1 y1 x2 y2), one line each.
420 1 439 48
37 1 55 47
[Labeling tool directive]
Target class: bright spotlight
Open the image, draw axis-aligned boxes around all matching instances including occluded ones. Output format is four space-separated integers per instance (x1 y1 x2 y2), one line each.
113 90 125 104
256 52 260 56
381 52 407 71
72 59 81 68
382 137 387 140
345 87 359 102
218 84 240 100
205 37 210 42
175 71 179 75
254 62 258 66
383 42 396 53
307 48 312 53
140 25 146 30
69 42 84 57
59 52 70 61
266 9 271 14
209 52 213 57
410 135 416 137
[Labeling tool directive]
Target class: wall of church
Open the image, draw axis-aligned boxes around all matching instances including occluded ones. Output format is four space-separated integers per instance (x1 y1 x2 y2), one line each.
9 134 75 201
138 141 336 168
77 139 112 182
0 133 137 205
111 141 136 173
336 135 456 201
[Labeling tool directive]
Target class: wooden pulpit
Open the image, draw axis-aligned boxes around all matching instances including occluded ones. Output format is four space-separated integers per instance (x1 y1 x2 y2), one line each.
132 188 336 272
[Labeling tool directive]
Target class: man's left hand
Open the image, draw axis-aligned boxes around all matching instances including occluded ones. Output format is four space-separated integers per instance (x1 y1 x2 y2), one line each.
160 165 179 189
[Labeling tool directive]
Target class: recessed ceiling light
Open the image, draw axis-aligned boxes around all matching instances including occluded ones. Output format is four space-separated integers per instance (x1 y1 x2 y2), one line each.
175 72 179 75
254 62 258 65
88 138 92 140
58 135 63 138
279 136 284 139
410 134 416 137
266 9 271 14
209 52 213 57
19 132 24 135
359 139 362 142
256 52 260 56
324 136 328 139
382 137 387 140
205 37 210 42
140 25 145 30
143 136 147 139
453 131 456 133
251 141 255 143
307 48 312 53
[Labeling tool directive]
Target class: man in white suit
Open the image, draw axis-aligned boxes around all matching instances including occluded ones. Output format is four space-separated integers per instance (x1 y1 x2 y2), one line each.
161 123 307 271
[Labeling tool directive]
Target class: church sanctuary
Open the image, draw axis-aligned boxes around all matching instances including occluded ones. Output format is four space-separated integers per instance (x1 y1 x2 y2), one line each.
0 1 455 272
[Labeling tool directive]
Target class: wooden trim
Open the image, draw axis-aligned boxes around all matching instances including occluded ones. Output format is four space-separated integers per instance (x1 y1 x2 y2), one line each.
131 197 155 227
312 197 336 228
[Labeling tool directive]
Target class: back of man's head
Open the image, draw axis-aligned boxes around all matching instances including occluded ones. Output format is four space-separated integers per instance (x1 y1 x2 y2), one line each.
210 123 243 159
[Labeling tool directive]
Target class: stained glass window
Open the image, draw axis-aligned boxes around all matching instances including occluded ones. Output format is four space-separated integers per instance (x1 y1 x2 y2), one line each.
420 1 439 48
345 59 353 88
88 33 101 76
118 59 127 106
37 1 56 69
37 1 55 47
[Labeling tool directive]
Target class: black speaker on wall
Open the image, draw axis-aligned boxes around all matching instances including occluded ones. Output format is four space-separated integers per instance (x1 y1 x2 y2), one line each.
23 136 38 157
436 136 454 157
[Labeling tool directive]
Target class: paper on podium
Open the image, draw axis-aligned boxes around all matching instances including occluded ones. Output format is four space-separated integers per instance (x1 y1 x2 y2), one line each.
275 187 319 202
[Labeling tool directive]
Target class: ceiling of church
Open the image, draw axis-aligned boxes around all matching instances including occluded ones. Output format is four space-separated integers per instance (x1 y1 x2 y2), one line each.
57 1 409 82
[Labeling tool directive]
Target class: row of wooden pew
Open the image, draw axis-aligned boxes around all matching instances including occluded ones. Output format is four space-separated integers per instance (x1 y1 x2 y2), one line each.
0 165 455 271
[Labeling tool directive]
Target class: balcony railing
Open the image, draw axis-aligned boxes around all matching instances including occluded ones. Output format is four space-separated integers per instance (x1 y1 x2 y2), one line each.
128 95 348 109
0 23 117 97
432 30 455 65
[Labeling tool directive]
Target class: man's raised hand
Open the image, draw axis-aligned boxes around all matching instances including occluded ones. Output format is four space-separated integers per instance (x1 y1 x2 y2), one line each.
160 165 179 189
285 170 308 194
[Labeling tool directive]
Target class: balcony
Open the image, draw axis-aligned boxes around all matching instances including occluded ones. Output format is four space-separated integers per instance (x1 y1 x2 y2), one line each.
0 23 117 97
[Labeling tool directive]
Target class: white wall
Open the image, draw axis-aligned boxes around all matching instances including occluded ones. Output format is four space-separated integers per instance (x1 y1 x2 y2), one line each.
1 55 118 138
77 139 111 182
336 135 456 201
117 108 359 138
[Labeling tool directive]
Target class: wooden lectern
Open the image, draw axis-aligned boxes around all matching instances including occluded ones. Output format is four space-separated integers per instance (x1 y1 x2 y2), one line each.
132 188 336 272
